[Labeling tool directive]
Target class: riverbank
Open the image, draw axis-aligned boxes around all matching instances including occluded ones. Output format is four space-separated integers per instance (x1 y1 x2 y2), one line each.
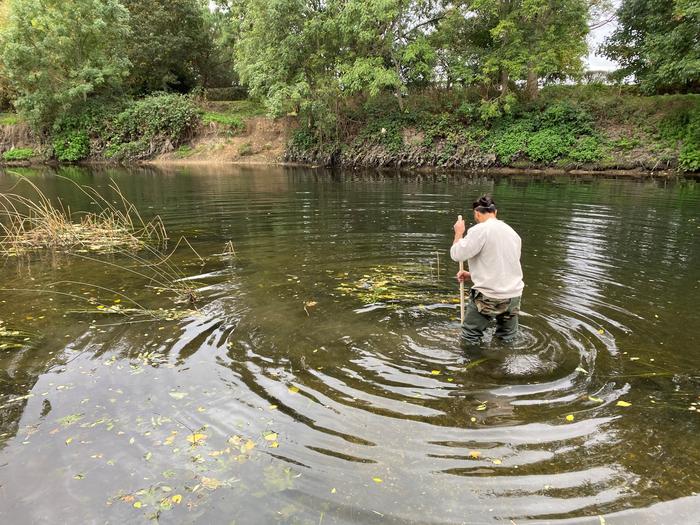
1 89 699 175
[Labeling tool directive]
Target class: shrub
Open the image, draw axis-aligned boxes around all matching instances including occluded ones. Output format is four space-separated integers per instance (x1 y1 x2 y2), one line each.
492 130 529 163
527 129 574 163
53 131 90 162
679 142 700 171
2 148 34 161
238 142 253 156
569 136 604 163
289 128 317 152
107 93 200 160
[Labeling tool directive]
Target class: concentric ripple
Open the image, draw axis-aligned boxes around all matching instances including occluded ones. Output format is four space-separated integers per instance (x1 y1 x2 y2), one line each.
0 167 698 524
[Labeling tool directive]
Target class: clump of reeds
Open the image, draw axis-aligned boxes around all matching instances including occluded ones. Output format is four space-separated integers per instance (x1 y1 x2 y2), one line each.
0 176 166 256
0 176 203 309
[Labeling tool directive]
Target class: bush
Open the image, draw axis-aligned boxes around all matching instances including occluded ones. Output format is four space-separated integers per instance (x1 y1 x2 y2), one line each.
660 106 700 172
107 93 200 160
2 148 34 161
527 129 574 163
492 130 529 163
53 131 90 162
238 142 253 156
679 143 700 171
569 136 604 163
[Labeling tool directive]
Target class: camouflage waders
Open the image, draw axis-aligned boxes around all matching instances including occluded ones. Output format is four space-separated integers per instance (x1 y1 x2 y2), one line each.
461 288 521 345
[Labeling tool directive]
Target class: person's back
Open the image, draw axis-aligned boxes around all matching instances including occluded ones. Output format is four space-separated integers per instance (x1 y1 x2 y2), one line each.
450 195 524 344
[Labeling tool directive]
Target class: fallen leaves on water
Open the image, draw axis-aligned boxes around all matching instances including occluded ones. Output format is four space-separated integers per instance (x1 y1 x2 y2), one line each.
566 414 575 422
201 477 222 490
288 386 300 394
58 413 84 427
73 473 85 480
430 370 441 376
476 402 487 411
133 501 142 509
168 391 188 400
187 433 207 446
331 488 337 494
263 431 278 441
372 477 383 484
616 400 632 407
588 396 604 403
575 366 589 374
171 494 182 504
492 459 502 465
469 450 481 459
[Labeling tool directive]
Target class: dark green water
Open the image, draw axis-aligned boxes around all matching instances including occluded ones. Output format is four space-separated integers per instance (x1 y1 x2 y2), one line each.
0 166 699 524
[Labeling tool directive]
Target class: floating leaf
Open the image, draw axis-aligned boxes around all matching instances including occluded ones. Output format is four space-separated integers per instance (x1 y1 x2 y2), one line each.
263 431 278 441
588 396 604 403
575 366 589 374
187 433 207 445
331 488 336 494
616 400 632 407
597 329 604 335
171 494 182 504
476 403 487 411
469 450 481 459
566 414 574 422
431 370 441 376
492 459 502 465
372 477 383 484
201 477 222 490
288 386 300 394
133 501 142 509
470 417 477 423
269 441 279 448
168 392 187 400
73 473 84 480
58 413 84 427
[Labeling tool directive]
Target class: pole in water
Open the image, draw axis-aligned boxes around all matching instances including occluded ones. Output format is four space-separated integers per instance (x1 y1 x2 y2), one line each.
458 215 465 324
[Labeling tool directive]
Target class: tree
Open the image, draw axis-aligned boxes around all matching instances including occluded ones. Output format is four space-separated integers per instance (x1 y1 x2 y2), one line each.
0 0 131 125
120 0 213 94
603 0 700 93
439 0 589 100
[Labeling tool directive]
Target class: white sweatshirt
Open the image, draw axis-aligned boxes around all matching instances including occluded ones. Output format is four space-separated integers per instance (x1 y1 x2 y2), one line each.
450 217 524 299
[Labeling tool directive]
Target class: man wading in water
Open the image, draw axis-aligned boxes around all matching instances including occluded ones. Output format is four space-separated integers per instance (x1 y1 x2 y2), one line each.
450 195 524 345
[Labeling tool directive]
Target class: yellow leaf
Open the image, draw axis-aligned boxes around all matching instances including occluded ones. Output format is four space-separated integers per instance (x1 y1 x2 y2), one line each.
566 414 575 422
269 441 279 448
597 329 604 335
447 378 454 382
492 459 502 465
187 433 207 445
331 488 336 494
133 501 142 509
431 370 441 376
469 450 481 459
616 400 632 407
243 439 255 451
201 477 222 490
372 477 383 483
288 386 300 394
588 396 604 403
476 403 487 411
171 494 182 504
263 431 278 441
470 417 477 423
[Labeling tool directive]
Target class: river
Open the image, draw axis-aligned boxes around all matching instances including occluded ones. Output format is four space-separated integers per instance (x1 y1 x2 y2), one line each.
0 165 698 524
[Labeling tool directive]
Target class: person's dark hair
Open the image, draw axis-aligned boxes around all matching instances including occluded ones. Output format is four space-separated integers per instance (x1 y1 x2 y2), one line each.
472 195 497 214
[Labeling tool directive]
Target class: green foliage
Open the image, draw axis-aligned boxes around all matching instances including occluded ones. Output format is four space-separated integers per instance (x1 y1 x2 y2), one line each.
603 0 700 93
0 112 20 126
569 136 604 163
661 106 700 171
120 0 213 94
2 147 33 161
492 130 530 163
107 93 201 160
202 112 245 132
526 129 574 162
0 0 131 126
53 131 90 162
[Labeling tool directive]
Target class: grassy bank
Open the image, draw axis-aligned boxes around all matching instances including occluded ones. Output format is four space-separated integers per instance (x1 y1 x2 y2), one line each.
1 88 698 173
286 87 700 173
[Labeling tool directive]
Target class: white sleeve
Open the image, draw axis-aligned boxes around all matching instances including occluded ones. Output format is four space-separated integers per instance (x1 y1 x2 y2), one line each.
450 226 486 262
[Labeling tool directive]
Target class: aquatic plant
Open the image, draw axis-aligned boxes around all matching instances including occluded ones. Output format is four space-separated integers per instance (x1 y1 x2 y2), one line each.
0 176 166 256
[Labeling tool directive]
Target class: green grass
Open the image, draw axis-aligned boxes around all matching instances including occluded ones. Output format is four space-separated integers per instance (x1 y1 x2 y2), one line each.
0 112 22 126
201 100 267 133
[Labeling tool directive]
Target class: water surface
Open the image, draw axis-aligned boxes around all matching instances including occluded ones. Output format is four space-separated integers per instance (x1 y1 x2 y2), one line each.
0 166 698 524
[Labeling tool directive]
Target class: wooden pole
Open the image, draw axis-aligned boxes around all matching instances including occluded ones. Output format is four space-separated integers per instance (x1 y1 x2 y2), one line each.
458 215 465 324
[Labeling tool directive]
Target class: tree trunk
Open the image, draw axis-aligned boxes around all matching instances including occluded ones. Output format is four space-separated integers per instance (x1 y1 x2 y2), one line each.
526 65 539 100
500 69 509 95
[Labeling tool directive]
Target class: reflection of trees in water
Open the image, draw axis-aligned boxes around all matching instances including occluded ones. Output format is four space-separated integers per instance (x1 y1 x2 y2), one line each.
0 334 46 448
